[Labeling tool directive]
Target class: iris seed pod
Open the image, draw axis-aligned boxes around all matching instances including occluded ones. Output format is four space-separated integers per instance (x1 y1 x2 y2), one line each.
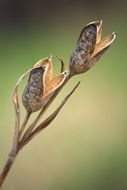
22 57 66 113
69 20 116 75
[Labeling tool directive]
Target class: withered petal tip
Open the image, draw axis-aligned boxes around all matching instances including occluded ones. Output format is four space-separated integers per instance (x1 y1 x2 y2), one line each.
113 32 117 36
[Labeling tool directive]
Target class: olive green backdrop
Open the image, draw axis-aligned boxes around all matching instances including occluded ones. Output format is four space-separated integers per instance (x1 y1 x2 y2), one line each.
0 0 126 189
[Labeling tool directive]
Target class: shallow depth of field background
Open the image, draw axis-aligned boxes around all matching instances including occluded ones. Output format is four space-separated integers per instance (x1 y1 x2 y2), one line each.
0 0 127 190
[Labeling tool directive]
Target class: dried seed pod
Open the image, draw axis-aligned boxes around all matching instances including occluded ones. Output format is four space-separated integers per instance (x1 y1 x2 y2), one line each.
22 57 66 113
22 67 45 113
22 57 51 113
69 23 97 75
69 20 116 76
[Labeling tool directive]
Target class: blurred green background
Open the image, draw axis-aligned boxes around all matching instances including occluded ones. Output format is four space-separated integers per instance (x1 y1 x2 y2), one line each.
0 0 127 189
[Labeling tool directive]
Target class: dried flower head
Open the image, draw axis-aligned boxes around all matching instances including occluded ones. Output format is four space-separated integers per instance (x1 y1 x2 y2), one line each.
22 56 66 113
69 20 116 75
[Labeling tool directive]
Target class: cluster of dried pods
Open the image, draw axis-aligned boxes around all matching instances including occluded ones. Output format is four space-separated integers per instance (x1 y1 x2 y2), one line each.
0 20 116 188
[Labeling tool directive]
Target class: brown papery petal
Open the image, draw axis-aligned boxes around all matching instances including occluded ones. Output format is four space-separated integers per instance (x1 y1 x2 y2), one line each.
40 73 66 110
43 73 65 99
88 32 116 69
91 32 116 58
96 20 102 44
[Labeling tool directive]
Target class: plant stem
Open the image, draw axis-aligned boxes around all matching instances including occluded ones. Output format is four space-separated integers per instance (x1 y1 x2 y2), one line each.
19 112 31 139
0 73 72 188
0 150 18 188
19 81 80 150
